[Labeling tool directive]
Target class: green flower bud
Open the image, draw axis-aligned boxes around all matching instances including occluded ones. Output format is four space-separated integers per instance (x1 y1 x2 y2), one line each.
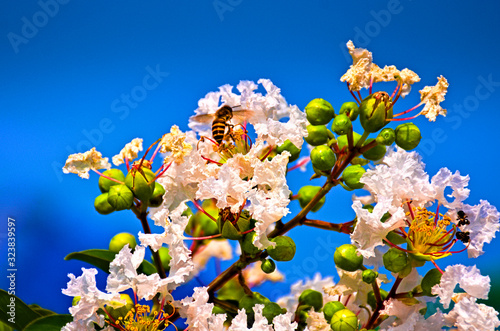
362 269 378 284
105 294 134 321
304 125 330 146
376 128 396 146
362 138 387 161
262 302 285 324
312 165 330 177
367 289 388 310
421 268 442 296
276 139 301 162
241 232 261 256
107 184 134 211
305 98 335 125
331 114 352 135
109 232 137 253
342 165 366 189
94 193 116 215
260 258 276 274
331 309 358 331
383 247 408 273
266 236 296 261
323 301 345 322
149 182 166 207
310 145 336 171
359 92 393 133
152 246 171 271
336 131 361 151
298 185 326 212
98 169 126 193
124 167 156 201
395 122 421 150
386 231 406 245
298 289 323 312
333 244 363 272
350 157 370 166
221 219 242 240
339 101 360 121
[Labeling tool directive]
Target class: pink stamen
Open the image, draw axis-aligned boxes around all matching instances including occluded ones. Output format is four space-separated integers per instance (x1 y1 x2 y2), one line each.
149 139 163 163
201 155 223 165
192 200 218 222
260 145 274 161
393 102 423 117
357 90 363 102
186 233 223 240
155 161 172 179
369 77 374 95
288 157 310 171
91 169 124 184
347 82 361 104
125 157 130 171
430 259 445 274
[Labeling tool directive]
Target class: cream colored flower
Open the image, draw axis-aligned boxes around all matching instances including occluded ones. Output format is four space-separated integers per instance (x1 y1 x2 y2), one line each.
419 75 449 121
160 125 193 164
112 138 143 166
62 147 111 179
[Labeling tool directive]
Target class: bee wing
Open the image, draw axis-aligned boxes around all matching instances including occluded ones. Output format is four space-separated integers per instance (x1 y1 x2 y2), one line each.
189 113 215 124
231 109 255 123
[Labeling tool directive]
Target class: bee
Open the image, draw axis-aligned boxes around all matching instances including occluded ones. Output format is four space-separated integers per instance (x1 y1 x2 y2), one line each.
190 105 254 145
457 210 470 227
456 231 470 243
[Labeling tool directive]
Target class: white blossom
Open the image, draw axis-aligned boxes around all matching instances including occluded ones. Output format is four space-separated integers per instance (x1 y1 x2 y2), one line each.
62 147 111 179
112 138 143 166
444 296 500 331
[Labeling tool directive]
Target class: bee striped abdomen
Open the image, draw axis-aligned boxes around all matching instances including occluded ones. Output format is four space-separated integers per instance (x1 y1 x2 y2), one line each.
212 118 227 144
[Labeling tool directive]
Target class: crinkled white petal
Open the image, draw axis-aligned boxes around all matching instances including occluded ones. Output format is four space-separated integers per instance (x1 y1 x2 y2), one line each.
112 138 143 166
105 245 145 294
459 200 500 258
62 268 121 326
305 311 330 331
180 287 226 331
62 147 111 179
361 147 434 210
379 298 425 330
351 196 406 258
430 168 470 209
431 264 490 309
419 75 448 122
444 296 500 331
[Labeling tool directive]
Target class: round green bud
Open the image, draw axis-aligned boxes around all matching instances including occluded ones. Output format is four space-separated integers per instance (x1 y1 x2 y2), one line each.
331 309 358 331
152 246 171 271
362 269 378 284
376 128 396 146
421 268 442 296
350 157 370 166
241 232 261 256
305 98 335 125
109 232 137 253
333 244 363 272
362 138 387 161
297 185 326 212
298 289 323 312
124 167 156 201
266 236 296 261
262 302 285 323
336 131 361 151
323 301 345 322
395 122 421 151
276 139 301 162
260 258 276 274
386 231 406 245
107 184 134 211
310 145 336 171
98 169 126 193
94 193 116 215
383 247 408 273
367 289 388 310
149 182 166 207
304 125 330 146
105 293 134 320
359 92 393 133
342 165 366 189
331 114 352 135
339 101 360 121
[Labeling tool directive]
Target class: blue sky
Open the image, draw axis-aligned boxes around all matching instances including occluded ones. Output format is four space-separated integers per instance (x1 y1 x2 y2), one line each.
2 0 500 316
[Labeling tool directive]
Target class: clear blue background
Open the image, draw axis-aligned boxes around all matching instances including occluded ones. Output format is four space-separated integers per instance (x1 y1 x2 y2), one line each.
2 0 500 317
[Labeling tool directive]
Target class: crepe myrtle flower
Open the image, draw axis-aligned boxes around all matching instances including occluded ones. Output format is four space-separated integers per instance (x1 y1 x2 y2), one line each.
352 148 500 267
340 40 448 125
